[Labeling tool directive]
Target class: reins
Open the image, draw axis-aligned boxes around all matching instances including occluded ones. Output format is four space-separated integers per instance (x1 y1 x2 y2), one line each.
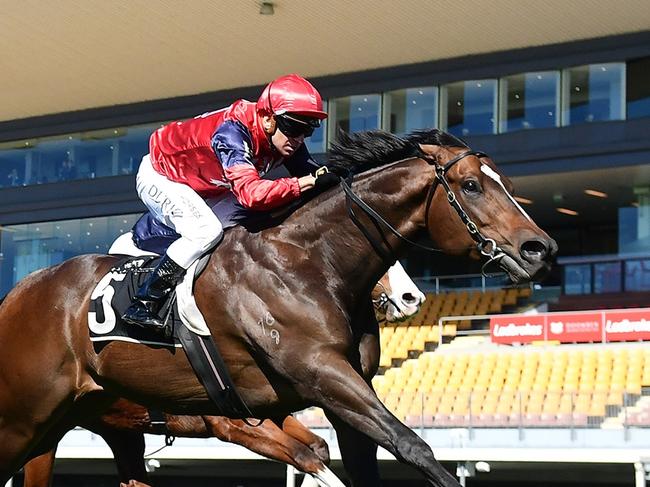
339 149 508 276
341 168 444 266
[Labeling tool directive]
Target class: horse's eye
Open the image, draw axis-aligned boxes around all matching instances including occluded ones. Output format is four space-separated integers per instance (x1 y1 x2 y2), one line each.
462 180 480 194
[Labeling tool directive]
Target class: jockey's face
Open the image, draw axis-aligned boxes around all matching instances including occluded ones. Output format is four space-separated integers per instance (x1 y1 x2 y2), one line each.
272 128 304 157
262 115 305 157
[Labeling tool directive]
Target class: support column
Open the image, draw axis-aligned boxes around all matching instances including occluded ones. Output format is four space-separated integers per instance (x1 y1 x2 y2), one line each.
286 464 296 487
636 189 650 244
635 462 647 487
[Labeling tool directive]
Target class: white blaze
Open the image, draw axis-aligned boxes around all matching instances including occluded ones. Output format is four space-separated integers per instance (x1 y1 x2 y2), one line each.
385 262 426 321
480 164 532 222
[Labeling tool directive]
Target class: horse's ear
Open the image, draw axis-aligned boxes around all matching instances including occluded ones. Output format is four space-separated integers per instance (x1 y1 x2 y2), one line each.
417 143 440 162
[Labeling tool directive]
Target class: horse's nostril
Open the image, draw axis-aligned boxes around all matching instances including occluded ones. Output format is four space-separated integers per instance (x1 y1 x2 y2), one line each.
520 239 548 262
402 293 418 305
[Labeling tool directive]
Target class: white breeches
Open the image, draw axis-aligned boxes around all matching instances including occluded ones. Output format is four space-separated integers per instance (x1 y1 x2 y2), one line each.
136 155 223 269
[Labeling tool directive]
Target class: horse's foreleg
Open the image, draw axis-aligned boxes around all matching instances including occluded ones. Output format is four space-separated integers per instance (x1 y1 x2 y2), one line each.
280 416 330 464
324 411 380 487
90 424 148 484
299 359 459 487
22 447 57 487
0 402 73 484
203 417 326 475
325 313 381 486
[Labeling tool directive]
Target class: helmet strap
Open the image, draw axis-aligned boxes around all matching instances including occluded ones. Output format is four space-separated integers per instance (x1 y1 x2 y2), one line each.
263 81 279 154
264 115 277 135
262 115 280 155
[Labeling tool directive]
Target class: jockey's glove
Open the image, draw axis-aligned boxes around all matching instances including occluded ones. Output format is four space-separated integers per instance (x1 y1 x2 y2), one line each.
314 171 341 190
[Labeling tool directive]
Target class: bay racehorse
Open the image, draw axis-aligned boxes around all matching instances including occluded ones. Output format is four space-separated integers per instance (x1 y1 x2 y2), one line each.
0 129 556 487
21 264 423 487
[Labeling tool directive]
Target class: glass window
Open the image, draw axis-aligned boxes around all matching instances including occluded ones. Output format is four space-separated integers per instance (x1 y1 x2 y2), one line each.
619 195 650 255
626 57 650 119
0 147 28 188
0 124 156 189
383 87 438 135
0 214 140 297
562 63 625 125
441 80 497 137
304 101 327 154
500 71 560 132
328 95 381 143
564 264 592 295
593 261 622 293
625 259 650 292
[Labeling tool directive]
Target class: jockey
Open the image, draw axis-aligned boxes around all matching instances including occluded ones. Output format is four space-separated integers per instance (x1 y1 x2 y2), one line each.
122 74 338 336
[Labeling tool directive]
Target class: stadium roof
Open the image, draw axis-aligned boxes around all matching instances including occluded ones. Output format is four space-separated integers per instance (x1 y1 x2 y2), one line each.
2 0 650 123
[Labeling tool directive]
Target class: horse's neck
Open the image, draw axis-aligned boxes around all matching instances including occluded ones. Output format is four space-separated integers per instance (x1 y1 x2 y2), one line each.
285 159 431 302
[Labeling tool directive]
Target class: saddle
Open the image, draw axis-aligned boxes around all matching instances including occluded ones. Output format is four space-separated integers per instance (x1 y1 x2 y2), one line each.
88 219 253 419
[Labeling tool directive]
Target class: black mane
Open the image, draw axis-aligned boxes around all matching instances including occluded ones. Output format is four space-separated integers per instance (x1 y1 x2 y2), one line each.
327 130 418 175
406 128 469 149
326 128 468 175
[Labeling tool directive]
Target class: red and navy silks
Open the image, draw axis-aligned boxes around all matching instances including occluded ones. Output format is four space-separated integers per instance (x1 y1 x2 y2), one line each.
132 193 256 255
149 100 316 210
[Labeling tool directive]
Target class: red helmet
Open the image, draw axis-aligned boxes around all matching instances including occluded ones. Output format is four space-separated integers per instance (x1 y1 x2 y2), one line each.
257 74 327 120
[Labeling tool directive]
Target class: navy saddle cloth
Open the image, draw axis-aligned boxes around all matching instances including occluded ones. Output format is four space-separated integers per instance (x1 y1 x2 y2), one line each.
88 256 177 346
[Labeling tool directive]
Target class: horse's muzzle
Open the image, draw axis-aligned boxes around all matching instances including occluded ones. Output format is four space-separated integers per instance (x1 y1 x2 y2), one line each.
514 235 558 282
494 234 557 284
520 237 558 265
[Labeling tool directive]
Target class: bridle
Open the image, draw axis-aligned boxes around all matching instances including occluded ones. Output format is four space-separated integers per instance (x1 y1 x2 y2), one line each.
371 281 402 322
340 149 508 276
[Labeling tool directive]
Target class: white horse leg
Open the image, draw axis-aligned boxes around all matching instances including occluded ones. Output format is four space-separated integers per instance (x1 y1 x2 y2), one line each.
300 475 318 487
311 466 346 487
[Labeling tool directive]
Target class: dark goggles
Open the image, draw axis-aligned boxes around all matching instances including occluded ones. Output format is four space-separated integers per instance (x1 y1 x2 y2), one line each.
275 114 320 138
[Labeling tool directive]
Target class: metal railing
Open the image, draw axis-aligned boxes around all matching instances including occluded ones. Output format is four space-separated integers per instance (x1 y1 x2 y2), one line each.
412 272 516 294
295 389 650 440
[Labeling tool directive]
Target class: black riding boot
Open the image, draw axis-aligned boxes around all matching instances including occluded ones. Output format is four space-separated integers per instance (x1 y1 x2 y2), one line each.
121 255 186 337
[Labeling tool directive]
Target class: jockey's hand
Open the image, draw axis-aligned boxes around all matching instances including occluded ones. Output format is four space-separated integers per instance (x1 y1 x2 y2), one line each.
314 171 340 190
298 175 316 191
298 167 341 192
314 166 341 190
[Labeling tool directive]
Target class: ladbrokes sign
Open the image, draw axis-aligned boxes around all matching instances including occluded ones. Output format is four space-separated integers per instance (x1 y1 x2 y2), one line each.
490 308 650 344
491 315 545 343
604 310 650 341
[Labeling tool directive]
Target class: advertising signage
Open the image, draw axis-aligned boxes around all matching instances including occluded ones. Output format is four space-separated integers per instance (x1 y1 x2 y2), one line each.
490 314 545 344
489 308 650 344
604 309 650 342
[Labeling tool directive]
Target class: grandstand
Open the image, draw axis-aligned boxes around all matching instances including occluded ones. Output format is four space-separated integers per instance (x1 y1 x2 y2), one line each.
296 286 650 435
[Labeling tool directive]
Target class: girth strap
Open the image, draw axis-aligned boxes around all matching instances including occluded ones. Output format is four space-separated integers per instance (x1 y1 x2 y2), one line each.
147 409 176 446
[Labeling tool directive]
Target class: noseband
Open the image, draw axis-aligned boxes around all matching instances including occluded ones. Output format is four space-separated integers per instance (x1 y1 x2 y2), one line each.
371 282 403 321
340 149 507 276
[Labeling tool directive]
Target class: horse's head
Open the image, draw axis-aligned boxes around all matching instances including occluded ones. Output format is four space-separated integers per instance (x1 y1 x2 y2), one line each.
372 262 426 322
415 134 557 284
